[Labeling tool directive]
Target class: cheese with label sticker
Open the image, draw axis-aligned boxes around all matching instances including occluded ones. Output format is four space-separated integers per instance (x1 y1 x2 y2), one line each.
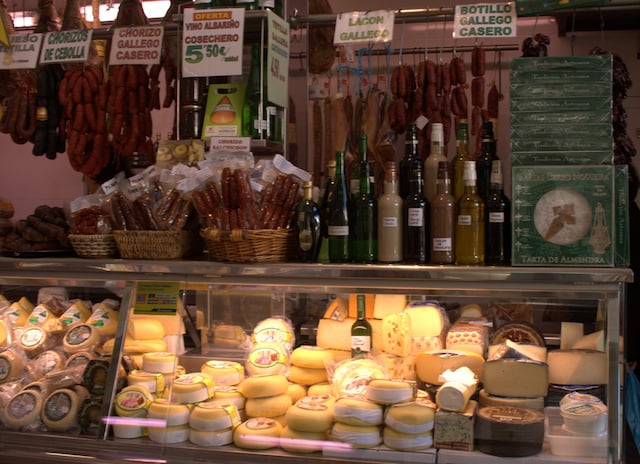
59 301 91 329
7 298 34 326
233 417 283 449
114 385 154 417
285 394 335 432
190 401 241 431
201 360 244 386
547 349 607 385
3 389 44 430
331 358 387 398
251 318 294 352
147 399 191 426
245 393 292 418
322 296 348 321
170 373 215 404
142 352 177 374
127 369 165 393
87 304 119 337
27 304 61 332
245 342 290 376
0 349 25 383
18 326 50 357
239 374 289 399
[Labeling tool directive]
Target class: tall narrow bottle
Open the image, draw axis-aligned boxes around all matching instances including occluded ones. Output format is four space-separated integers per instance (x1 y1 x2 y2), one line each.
350 134 367 203
351 294 372 357
430 161 456 264
399 123 420 200
317 160 336 263
423 123 447 203
403 164 429 264
295 181 322 262
378 161 403 263
328 151 350 263
476 121 498 200
485 159 511 265
351 149 377 263
452 121 471 201
456 161 485 265
242 43 266 139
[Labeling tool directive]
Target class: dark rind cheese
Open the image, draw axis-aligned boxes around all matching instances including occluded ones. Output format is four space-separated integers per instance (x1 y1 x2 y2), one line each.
474 406 544 457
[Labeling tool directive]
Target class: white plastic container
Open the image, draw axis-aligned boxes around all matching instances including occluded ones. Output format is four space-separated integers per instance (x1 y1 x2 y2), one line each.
559 401 608 435
545 407 607 458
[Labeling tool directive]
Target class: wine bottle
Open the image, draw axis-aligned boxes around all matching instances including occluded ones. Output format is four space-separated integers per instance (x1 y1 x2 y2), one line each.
399 123 420 200
485 159 511 265
378 161 403 263
350 134 367 204
452 121 471 201
351 294 372 357
423 123 447 203
456 161 485 265
295 180 321 262
430 161 455 264
328 151 350 263
235 0 258 9
351 150 377 263
317 160 336 264
242 43 266 139
476 121 498 200
403 163 429 264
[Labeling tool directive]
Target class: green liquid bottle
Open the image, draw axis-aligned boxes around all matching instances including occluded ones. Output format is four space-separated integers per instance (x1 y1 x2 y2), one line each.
452 121 471 201
351 145 377 263
328 151 350 263
456 161 485 265
351 294 372 357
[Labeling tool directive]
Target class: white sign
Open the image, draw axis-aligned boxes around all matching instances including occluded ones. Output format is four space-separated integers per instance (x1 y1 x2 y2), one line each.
454 3 517 38
267 10 289 108
333 10 394 45
109 25 164 65
208 136 251 153
182 6 245 78
39 29 93 64
0 33 43 69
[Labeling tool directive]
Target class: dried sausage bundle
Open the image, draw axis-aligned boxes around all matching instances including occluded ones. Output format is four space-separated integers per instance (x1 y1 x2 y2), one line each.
2 205 71 253
389 64 416 135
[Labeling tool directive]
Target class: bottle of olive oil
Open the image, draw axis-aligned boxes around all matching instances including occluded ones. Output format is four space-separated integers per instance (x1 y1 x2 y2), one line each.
351 294 372 357
295 181 321 262
455 161 484 265
430 161 455 264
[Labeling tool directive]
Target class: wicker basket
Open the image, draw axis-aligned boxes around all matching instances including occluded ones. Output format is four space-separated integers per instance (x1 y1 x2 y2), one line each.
68 234 118 259
113 230 193 260
202 228 292 263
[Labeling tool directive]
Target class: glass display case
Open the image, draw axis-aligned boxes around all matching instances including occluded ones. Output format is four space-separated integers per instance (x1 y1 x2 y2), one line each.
0 257 632 464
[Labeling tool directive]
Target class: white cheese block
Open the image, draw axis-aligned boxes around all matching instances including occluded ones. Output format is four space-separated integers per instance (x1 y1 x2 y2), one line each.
445 322 489 357
560 322 584 350
330 422 382 448
288 365 328 386
333 396 384 426
365 379 414 405
384 401 435 434
383 427 433 450
290 345 333 369
285 393 335 432
233 417 283 449
404 301 449 338
201 360 244 386
436 380 477 412
189 427 233 446
482 359 549 398
317 318 383 352
478 389 544 411
127 318 166 340
239 374 289 399
280 426 327 453
415 350 485 386
572 330 605 351
373 294 407 319
245 393 292 418
547 349 607 385
190 401 241 431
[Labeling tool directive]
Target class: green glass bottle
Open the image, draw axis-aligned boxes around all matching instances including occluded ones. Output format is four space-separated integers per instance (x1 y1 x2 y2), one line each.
485 159 511 265
351 147 377 263
242 43 266 139
351 294 372 357
317 160 336 264
476 121 498 200
328 151 350 263
452 121 471 201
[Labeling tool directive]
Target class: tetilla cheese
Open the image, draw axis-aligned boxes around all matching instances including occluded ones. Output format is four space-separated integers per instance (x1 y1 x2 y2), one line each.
333 396 384 426
474 406 545 457
285 394 335 432
415 350 485 386
245 342 289 376
201 360 244 386
547 349 607 385
330 421 382 448
239 374 289 399
233 417 283 449
384 401 435 434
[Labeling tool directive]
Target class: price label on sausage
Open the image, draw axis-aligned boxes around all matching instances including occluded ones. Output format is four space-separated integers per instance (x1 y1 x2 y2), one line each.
0 33 43 69
39 29 93 64
109 25 164 65
181 6 245 78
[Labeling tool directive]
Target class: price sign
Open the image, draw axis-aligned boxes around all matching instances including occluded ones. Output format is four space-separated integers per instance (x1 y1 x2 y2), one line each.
182 6 245 78
0 33 43 69
109 25 164 65
134 281 180 315
333 10 394 45
39 29 93 64
453 3 517 39
266 10 289 108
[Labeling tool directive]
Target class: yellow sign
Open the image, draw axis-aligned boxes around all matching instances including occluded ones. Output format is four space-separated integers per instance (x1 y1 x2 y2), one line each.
134 281 180 315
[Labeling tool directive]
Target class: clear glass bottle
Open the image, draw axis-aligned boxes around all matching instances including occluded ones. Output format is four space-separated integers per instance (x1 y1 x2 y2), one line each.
351 294 372 357
485 159 511 266
423 123 447 203
399 123 420 200
403 164 429 264
430 160 455 264
351 151 377 263
317 160 336 264
242 43 266 139
456 161 485 265
328 151 350 263
452 121 471 201
295 180 321 262
378 161 403 263
476 121 498 200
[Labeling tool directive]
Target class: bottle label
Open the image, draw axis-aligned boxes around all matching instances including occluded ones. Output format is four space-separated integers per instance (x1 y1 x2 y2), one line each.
260 0 275 7
433 238 452 251
489 212 505 223
298 229 313 251
350 179 360 196
382 217 398 227
328 226 349 236
457 214 472 226
351 335 371 355
407 208 424 227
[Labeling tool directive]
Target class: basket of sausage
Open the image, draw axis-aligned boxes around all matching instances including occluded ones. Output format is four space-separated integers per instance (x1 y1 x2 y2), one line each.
68 195 118 258
198 165 300 263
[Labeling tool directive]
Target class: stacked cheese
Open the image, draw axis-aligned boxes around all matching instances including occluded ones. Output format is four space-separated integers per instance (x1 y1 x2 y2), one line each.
189 401 241 446
288 345 331 387
383 400 436 451
245 318 294 377
147 399 191 444
112 384 155 438
239 374 292 426
331 396 384 449
101 317 167 364
281 394 335 453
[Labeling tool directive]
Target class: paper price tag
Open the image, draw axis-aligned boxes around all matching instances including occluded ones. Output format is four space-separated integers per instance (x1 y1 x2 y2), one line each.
0 33 43 69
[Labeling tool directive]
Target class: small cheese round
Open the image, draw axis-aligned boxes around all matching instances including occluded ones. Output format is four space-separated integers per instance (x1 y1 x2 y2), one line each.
189 428 234 447
127 369 165 394
287 383 307 404
366 379 414 405
170 373 215 404
478 388 545 411
307 382 333 397
65 351 97 370
114 385 154 417
0 349 26 383
288 365 328 386
245 342 290 376
333 396 384 426
285 394 335 432
142 352 177 374
245 393 292 418
190 401 240 431
251 317 294 351
201 360 244 386
62 324 100 353
280 426 327 453
290 345 333 369
113 423 145 439
147 399 191 426
233 417 283 449
384 402 435 434
383 426 433 450
17 326 50 357
2 389 44 430
211 385 246 411
330 422 382 448
29 349 66 378
239 374 289 399
41 388 85 432
148 424 190 444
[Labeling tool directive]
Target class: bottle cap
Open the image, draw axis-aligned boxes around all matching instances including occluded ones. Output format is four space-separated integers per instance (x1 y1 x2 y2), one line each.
431 123 444 145
463 160 477 182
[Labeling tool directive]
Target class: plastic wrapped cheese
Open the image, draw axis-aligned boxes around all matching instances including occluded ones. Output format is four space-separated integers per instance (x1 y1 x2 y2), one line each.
331 358 387 398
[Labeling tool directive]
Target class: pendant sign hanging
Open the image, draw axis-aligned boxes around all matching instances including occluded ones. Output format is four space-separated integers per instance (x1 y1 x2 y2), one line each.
267 9 289 108
333 10 394 45
109 25 164 66
39 29 93 64
453 3 517 38
0 33 43 69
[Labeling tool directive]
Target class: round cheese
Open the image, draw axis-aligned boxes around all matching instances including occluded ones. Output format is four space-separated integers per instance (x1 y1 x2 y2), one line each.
491 321 546 346
59 301 92 329
65 351 97 370
290 345 333 369
83 358 113 396
365 379 414 405
30 349 66 378
127 369 165 394
233 417 283 449
0 349 26 383
201 360 244 386
285 394 335 432
41 388 85 432
415 350 485 386
384 401 435 434
189 428 234 447
113 423 145 439
245 342 290 376
170 373 215 404
148 424 190 444
190 401 240 431
383 426 433 451
330 421 382 448
280 425 327 453
142 352 177 374
251 317 294 351
333 396 384 426
245 393 292 418
478 389 544 411
114 385 154 417
2 389 44 430
17 326 50 358
78 397 103 436
239 374 289 399
332 358 387 398
288 365 328 386
475 406 544 457
62 324 101 354
307 382 333 397
482 358 549 398
211 385 246 411
286 383 306 405
127 318 166 341
147 399 191 426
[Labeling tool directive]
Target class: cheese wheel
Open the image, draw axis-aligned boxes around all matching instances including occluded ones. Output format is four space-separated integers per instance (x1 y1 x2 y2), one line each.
17 326 50 357
307 382 333 397
65 351 97 370
333 397 384 426
41 388 85 432
127 318 166 340
251 317 294 351
142 352 177 374
127 370 165 394
211 385 246 411
384 402 435 434
233 417 283 449
383 427 433 451
239 374 289 399
245 342 290 376
478 389 544 411
170 373 215 404
114 385 154 417
2 389 43 430
83 358 114 396
189 428 234 446
78 397 104 436
288 365 328 386
287 382 307 404
330 422 382 448
62 324 101 353
365 379 414 405
30 349 66 378
201 360 244 386
245 393 292 418
113 423 145 439
147 399 191 426
474 406 544 457
290 345 333 369
482 359 549 398
415 350 485 386
491 321 545 346
87 305 119 337
0 349 26 383
59 301 92 329
280 426 327 453
331 358 387 398
23 381 49 396
190 401 241 431
285 394 335 432
547 349 607 385
148 424 190 444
